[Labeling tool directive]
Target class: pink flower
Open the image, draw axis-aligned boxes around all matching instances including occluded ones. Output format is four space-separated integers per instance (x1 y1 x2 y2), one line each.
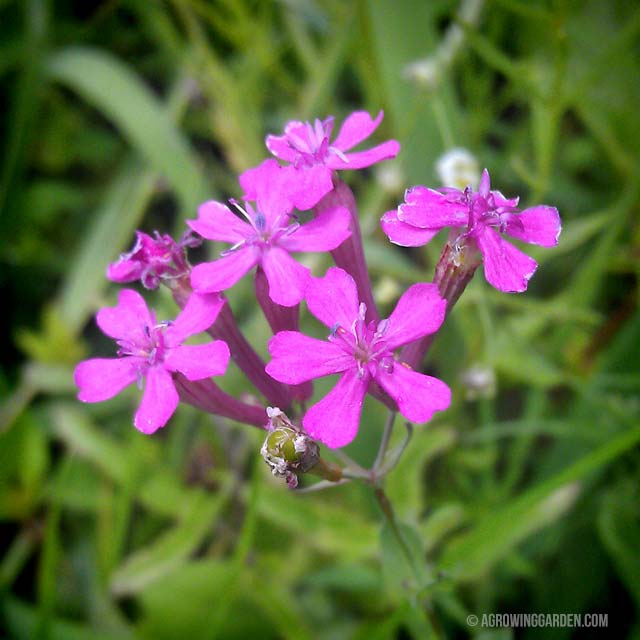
189 160 351 307
107 230 200 289
259 111 400 209
382 169 561 292
266 267 451 448
74 289 229 434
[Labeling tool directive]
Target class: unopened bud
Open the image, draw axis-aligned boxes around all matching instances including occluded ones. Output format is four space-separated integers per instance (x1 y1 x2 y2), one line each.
261 408 320 488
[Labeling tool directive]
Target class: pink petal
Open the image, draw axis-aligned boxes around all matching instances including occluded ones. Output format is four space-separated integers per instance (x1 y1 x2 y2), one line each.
398 186 468 229
187 201 249 243
305 267 360 329
164 341 230 380
328 140 400 170
96 289 152 341
266 332 354 384
190 248 260 293
302 368 367 448
381 209 439 247
75 357 138 402
476 227 538 293
384 283 446 350
239 159 275 199
266 133 299 163
260 247 310 307
331 110 384 151
479 168 491 196
134 366 179 434
375 363 451 423
241 160 293 224
284 165 334 211
106 259 142 283
279 206 351 252
505 205 561 247
165 292 225 345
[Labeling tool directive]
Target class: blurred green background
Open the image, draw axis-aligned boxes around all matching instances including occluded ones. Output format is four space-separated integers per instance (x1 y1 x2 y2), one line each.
1 0 639 638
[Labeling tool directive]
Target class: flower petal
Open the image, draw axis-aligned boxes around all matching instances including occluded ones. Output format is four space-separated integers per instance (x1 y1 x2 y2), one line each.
381 209 439 247
476 227 538 293
106 259 143 283
96 289 152 341
241 160 293 225
75 357 138 402
302 368 367 448
375 363 451 423
190 248 260 293
266 331 354 384
165 292 225 345
261 247 310 306
134 366 179 434
505 205 561 247
305 267 360 329
331 110 384 151
280 206 351 252
265 132 299 163
164 341 230 380
398 186 468 229
283 164 334 211
384 283 446 350
328 140 400 170
187 201 249 243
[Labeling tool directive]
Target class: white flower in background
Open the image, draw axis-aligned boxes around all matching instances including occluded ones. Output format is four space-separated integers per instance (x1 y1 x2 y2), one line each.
436 147 480 190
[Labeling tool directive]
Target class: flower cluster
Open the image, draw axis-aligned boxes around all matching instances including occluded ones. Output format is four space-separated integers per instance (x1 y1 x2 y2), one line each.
75 109 561 466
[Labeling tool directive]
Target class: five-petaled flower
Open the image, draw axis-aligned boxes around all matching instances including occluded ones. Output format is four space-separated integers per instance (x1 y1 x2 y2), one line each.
74 289 230 434
257 111 400 210
189 160 351 306
107 230 201 289
381 169 561 292
266 267 451 448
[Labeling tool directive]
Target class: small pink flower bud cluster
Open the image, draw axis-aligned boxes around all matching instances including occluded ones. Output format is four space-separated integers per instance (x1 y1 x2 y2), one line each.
75 110 560 452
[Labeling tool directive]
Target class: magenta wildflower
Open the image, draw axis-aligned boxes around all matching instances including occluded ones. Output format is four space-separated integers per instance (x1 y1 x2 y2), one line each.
189 160 351 307
382 169 561 292
259 111 400 209
74 289 229 434
266 267 451 448
107 230 200 289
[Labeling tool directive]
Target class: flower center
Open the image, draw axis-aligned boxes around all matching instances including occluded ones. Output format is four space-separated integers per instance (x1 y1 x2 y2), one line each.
284 118 349 168
329 303 395 378
116 315 169 372
221 201 300 256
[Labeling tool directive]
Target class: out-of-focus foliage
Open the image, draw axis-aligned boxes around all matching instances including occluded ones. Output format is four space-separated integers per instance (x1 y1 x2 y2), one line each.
1 0 639 638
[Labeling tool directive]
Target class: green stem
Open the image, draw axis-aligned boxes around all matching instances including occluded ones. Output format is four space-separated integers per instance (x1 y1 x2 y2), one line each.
373 411 397 472
373 486 422 585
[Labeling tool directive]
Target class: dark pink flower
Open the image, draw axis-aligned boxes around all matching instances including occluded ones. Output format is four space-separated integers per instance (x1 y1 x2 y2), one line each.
382 169 561 292
260 111 400 209
266 267 451 448
107 230 200 289
189 160 351 307
74 289 229 434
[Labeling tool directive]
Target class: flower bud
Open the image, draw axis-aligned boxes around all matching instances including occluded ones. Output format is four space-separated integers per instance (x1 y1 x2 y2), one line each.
260 408 320 488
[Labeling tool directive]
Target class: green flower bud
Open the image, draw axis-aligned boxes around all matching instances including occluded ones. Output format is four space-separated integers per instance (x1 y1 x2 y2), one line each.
261 408 320 488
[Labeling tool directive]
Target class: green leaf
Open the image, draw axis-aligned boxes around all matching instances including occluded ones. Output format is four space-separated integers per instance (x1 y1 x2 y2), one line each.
597 483 640 607
46 46 207 215
55 162 156 332
2 596 131 640
439 426 640 582
110 487 230 596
